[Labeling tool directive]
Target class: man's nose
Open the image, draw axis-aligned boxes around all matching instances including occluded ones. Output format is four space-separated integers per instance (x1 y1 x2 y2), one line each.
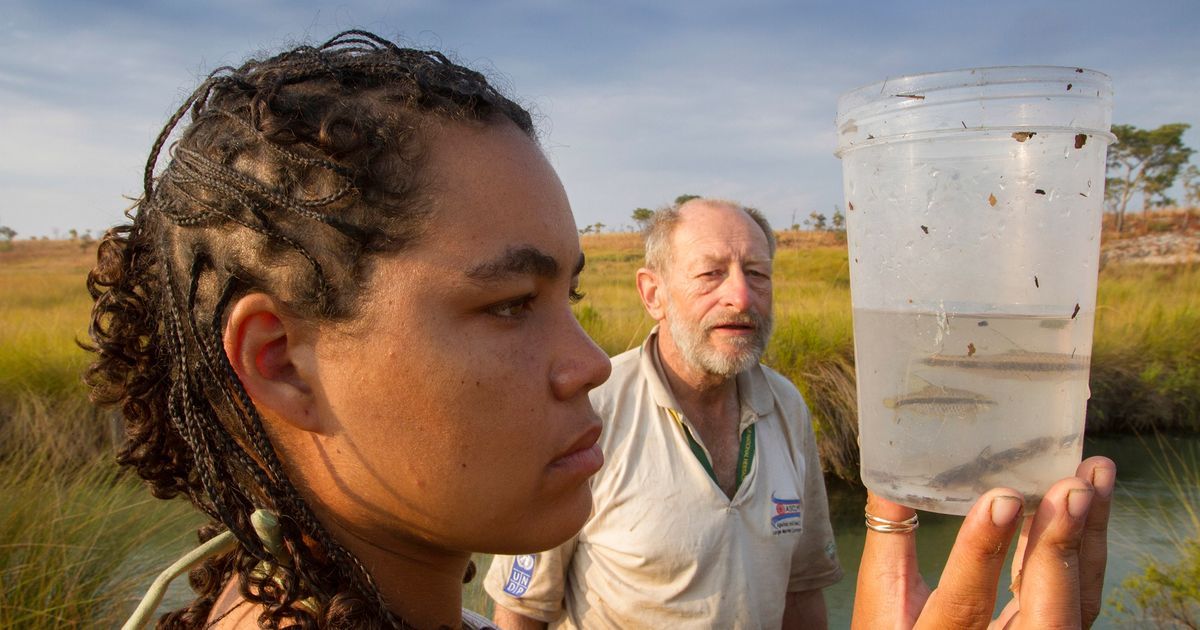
719 269 752 311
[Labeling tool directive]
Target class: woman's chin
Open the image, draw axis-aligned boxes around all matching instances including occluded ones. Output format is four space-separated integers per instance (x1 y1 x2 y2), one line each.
483 487 593 555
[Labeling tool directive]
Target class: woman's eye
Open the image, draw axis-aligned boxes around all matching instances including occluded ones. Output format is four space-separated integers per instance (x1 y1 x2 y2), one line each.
487 295 536 319
569 287 585 304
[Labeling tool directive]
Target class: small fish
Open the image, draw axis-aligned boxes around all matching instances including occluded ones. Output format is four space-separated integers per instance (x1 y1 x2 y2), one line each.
1012 131 1037 142
920 350 1090 379
883 384 997 418
929 433 1080 490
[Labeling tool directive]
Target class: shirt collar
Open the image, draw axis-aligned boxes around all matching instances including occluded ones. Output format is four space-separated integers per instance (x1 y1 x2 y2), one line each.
640 326 774 419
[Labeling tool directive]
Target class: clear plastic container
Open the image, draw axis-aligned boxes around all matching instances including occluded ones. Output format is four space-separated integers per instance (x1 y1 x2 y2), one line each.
835 66 1114 514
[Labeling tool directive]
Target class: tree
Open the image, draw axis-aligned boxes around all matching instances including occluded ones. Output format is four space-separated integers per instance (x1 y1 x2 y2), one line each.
806 211 827 231
0 225 14 242
631 207 654 230
830 205 845 232
1105 123 1194 233
674 194 701 207
1182 165 1199 231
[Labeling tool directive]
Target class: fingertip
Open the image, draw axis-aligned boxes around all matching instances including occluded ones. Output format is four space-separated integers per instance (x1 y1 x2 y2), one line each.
1082 456 1116 500
990 493 1024 528
1067 486 1095 519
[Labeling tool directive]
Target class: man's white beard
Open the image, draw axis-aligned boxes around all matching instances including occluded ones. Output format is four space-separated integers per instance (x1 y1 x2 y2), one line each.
665 300 773 378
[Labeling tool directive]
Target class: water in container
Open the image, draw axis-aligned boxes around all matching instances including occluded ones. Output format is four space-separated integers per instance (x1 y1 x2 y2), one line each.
835 66 1114 514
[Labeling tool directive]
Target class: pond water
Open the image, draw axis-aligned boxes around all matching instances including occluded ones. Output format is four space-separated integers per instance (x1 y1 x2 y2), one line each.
822 435 1200 629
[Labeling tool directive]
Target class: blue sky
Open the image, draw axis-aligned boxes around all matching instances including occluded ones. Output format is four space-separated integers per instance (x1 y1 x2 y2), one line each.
2 0 1197 237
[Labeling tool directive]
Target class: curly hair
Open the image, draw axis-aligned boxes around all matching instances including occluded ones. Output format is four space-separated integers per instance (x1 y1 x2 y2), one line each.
85 30 534 628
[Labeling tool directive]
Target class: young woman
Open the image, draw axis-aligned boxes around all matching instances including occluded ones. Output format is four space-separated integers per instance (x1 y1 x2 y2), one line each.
87 30 1114 629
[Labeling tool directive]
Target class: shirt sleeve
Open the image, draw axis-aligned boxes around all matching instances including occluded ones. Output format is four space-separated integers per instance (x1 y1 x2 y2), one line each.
483 535 578 623
787 394 845 593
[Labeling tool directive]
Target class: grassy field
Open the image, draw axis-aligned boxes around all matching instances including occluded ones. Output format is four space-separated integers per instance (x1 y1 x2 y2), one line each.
1 231 1197 623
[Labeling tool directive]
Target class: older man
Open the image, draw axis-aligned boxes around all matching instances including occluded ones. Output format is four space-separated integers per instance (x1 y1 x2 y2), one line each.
484 199 843 628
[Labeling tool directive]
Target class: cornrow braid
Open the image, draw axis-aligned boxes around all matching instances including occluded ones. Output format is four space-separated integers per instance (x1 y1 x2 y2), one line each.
85 29 534 628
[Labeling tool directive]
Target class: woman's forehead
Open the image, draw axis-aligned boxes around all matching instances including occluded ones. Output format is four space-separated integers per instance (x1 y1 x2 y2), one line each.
416 122 579 270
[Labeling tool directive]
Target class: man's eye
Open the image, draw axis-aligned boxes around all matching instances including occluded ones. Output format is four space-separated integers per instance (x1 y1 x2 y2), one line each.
487 295 536 319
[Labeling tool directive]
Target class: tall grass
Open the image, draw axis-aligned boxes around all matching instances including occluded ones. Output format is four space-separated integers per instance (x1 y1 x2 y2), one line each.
1 241 202 627
1107 434 1200 627
0 392 203 628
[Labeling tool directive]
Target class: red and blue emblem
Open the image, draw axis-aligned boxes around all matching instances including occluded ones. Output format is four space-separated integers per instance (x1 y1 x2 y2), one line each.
771 493 803 532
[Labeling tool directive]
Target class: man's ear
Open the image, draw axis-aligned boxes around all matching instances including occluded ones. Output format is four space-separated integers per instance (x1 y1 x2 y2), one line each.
223 293 322 434
636 267 668 322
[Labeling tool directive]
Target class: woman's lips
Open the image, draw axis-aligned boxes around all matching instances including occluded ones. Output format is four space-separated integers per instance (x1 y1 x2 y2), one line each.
550 425 603 476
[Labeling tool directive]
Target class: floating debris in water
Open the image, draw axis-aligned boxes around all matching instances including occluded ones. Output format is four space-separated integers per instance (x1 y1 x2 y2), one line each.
1071 303 1081 319
920 350 1090 379
883 384 997 419
1012 131 1037 142
988 193 998 207
1075 134 1088 149
895 93 926 100
967 342 977 357
1035 188 1047 195
920 225 929 234
1034 275 1040 288
977 320 989 327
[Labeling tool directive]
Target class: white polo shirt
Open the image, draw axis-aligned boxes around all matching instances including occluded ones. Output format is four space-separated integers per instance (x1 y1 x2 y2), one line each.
484 330 843 628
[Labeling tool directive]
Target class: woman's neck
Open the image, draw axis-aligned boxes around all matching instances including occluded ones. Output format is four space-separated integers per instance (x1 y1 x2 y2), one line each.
324 517 473 629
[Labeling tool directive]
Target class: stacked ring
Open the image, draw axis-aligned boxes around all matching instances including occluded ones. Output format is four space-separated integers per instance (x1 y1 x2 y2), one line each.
864 510 920 534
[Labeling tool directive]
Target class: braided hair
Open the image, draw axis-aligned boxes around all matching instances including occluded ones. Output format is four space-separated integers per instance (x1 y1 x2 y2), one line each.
85 30 534 628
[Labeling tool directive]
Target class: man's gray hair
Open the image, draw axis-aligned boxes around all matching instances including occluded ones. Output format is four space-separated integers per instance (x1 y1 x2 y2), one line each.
642 198 777 272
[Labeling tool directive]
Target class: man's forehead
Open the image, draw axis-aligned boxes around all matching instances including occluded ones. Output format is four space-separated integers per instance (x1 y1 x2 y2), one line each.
671 217 770 261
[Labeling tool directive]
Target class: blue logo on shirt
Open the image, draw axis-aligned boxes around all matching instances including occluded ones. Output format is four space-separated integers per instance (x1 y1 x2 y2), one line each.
503 554 536 597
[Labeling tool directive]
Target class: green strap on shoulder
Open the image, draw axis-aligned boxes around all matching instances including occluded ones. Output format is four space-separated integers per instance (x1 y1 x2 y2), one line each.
121 530 237 630
668 408 756 490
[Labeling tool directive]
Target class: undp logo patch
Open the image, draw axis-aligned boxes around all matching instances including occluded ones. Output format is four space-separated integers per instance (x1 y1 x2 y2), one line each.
503 554 537 597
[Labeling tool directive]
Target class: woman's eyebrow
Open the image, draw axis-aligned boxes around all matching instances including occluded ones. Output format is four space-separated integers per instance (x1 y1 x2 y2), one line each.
465 246 561 281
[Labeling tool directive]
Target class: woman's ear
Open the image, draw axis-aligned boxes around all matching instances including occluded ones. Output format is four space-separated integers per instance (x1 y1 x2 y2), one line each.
223 293 322 433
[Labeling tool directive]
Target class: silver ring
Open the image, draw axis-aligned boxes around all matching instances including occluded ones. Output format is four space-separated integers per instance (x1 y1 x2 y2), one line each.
865 509 919 534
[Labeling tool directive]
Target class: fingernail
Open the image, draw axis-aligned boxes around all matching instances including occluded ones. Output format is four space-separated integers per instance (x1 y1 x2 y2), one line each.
1091 465 1115 499
1067 487 1094 518
991 495 1023 527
